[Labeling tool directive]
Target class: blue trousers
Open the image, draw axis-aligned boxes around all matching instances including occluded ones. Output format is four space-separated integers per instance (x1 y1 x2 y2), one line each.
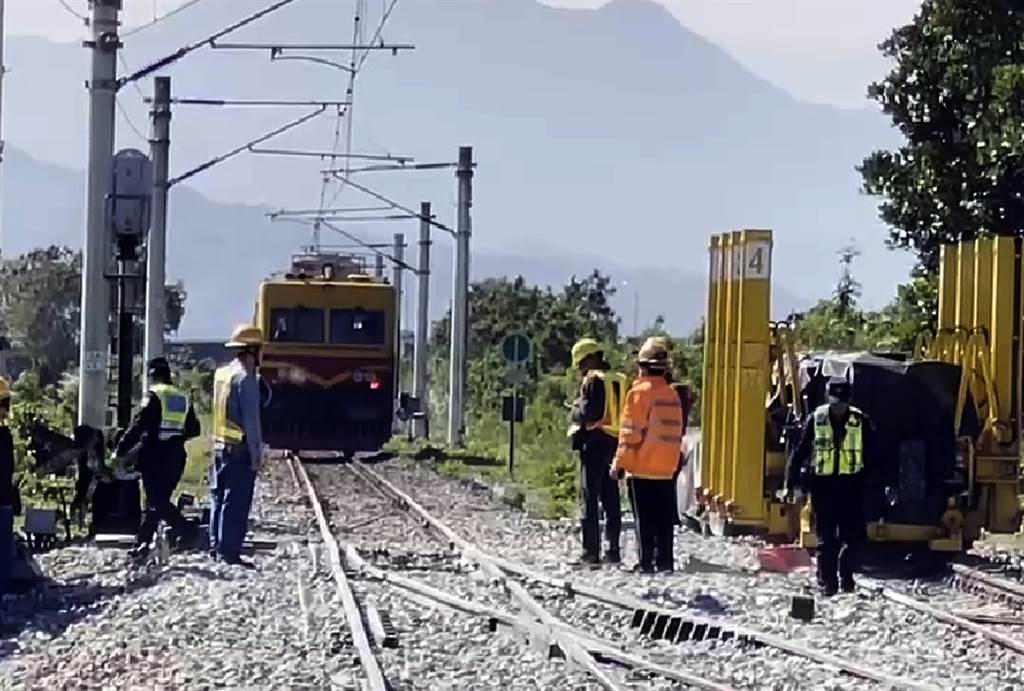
0 505 13 597
208 445 255 559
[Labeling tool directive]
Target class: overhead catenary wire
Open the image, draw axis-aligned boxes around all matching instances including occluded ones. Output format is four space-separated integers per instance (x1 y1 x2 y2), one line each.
118 0 299 88
275 216 416 273
54 0 86 22
122 0 206 37
328 171 457 237
168 106 326 187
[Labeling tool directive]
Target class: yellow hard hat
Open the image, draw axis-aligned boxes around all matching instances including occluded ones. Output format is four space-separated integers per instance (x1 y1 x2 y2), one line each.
571 338 602 368
0 377 10 403
638 336 671 366
225 323 264 349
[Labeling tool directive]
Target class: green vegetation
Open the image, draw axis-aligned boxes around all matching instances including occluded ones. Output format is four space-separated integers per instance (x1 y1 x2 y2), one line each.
860 0 1024 271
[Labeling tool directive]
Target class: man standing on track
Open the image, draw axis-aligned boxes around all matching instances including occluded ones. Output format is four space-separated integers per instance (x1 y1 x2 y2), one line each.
610 338 684 574
568 338 626 565
209 324 265 569
787 377 876 596
117 357 200 562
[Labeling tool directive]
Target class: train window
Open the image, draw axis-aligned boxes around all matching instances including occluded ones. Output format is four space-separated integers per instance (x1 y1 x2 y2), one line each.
330 308 386 345
269 307 325 343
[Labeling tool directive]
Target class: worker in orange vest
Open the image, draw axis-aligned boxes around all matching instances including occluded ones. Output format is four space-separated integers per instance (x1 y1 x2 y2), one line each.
610 337 685 573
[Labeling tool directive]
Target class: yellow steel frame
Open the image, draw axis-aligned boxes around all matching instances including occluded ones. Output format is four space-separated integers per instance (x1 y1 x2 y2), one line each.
914 237 1023 543
698 229 776 533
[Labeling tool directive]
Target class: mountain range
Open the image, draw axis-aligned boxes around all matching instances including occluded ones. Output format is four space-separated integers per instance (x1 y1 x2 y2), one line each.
1 0 913 337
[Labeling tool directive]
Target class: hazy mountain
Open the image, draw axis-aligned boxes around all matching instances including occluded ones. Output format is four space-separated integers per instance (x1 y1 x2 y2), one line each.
2 0 909 336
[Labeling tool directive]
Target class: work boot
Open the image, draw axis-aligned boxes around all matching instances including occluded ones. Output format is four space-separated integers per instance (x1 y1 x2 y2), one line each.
632 563 656 575
129 544 150 564
820 581 838 597
575 551 600 566
603 549 621 564
840 577 855 594
222 555 256 570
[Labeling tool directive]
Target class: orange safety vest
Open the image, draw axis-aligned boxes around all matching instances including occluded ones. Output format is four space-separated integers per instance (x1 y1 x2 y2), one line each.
614 376 684 479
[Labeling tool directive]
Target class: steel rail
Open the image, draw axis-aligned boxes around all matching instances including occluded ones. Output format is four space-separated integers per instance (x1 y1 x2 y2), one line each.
951 563 1024 603
290 457 388 691
307 464 734 691
489 556 936 691
863 579 1024 657
349 462 623 690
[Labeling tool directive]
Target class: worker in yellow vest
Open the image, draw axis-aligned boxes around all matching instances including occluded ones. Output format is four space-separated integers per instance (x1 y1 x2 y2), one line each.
117 357 200 562
610 338 684 573
787 377 878 596
568 338 627 565
209 324 265 568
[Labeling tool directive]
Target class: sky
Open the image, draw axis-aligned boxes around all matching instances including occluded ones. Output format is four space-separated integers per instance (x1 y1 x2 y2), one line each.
8 0 922 109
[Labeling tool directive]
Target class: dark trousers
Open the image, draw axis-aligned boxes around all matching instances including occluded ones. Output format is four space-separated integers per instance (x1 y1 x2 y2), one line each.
209 444 256 559
579 437 621 557
628 477 676 570
811 475 866 588
137 451 190 547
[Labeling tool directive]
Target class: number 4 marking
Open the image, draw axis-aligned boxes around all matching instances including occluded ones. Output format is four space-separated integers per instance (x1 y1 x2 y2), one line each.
744 242 771 279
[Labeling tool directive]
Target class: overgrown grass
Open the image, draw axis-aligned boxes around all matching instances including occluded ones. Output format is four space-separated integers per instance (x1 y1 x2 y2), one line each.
388 397 580 518
178 414 212 500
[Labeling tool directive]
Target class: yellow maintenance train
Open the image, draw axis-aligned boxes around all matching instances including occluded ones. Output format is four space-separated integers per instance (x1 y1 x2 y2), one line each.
255 251 397 455
693 230 1023 557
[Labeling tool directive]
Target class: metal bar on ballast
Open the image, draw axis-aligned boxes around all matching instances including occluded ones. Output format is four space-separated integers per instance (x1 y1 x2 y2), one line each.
167 106 325 187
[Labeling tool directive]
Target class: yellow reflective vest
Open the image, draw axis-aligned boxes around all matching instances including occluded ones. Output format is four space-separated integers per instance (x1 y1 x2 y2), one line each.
212 363 245 444
584 370 628 438
149 384 189 441
812 404 864 475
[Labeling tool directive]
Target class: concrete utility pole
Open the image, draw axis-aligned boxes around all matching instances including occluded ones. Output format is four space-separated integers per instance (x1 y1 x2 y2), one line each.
143 76 171 390
447 146 473 446
0 0 7 247
79 0 122 428
392 232 404 401
413 202 431 439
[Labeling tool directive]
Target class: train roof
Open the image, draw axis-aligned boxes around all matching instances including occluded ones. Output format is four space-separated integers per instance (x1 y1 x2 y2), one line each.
260 273 393 288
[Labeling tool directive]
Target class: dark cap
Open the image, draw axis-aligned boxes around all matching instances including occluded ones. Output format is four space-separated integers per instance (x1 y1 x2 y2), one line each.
827 377 851 401
147 357 171 374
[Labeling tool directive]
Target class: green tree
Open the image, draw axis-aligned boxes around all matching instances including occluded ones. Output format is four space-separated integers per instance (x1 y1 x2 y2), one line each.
164 280 187 335
859 1 1024 270
0 247 82 384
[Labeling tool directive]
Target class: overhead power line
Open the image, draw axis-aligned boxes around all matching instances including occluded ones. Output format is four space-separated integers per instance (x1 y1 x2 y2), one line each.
119 0 300 89
54 0 86 22
123 0 206 37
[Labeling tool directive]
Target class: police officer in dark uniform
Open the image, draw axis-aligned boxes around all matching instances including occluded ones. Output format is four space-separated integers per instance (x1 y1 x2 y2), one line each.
788 377 876 595
117 358 200 560
569 338 625 565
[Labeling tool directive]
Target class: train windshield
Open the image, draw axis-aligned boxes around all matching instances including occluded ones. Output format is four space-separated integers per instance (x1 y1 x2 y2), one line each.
269 307 325 343
330 308 386 345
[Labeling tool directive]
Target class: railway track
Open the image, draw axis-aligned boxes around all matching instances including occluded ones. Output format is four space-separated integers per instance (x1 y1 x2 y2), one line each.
342 458 947 690
285 453 1024 689
293 453 740 690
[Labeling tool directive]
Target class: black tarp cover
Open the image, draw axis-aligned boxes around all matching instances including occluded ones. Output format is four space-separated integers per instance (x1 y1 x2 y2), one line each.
801 352 973 527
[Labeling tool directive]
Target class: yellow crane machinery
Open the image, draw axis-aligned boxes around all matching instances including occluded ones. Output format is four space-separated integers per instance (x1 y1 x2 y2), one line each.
695 232 1023 555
